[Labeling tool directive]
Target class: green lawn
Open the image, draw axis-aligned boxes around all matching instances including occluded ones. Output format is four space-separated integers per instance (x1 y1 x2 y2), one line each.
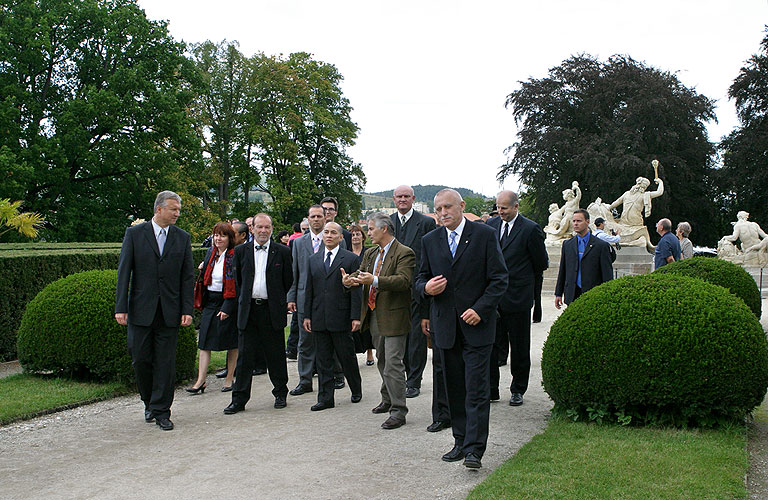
468 418 747 500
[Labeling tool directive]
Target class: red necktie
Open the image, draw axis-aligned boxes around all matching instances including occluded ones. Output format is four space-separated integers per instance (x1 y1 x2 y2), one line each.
367 248 384 310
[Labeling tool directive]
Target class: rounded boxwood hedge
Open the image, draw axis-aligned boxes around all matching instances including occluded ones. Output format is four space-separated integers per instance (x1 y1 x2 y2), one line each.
542 273 768 427
17 269 196 383
654 256 762 318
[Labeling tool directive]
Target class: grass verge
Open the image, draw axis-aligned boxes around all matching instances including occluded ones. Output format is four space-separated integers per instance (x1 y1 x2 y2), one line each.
468 418 747 500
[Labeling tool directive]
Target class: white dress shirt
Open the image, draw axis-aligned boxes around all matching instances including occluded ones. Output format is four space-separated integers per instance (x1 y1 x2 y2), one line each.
252 240 270 299
499 213 518 240
398 208 414 226
324 245 340 267
445 217 467 242
208 251 225 292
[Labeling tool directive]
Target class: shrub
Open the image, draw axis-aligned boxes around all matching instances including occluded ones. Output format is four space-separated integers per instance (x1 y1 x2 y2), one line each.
17 270 196 383
655 256 762 318
542 273 768 427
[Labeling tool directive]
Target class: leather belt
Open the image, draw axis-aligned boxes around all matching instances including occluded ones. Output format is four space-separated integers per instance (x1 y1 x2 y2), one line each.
252 298 268 305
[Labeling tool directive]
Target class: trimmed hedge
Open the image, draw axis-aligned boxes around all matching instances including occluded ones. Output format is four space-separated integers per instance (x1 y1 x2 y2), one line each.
542 273 768 427
655 256 762 318
0 246 206 360
17 270 196 383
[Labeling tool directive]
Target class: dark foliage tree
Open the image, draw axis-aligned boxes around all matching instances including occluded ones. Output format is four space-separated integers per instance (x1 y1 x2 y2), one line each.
717 29 768 230
500 55 719 245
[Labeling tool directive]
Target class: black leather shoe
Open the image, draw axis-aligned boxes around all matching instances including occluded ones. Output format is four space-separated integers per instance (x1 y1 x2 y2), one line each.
334 379 345 390
286 350 297 360
155 417 174 431
509 393 524 406
253 368 267 376
464 453 482 469
185 383 206 394
221 386 232 392
426 420 451 433
290 385 312 396
215 368 228 379
274 396 287 409
311 402 334 411
490 388 500 401
442 445 465 462
144 410 154 423
351 394 362 403
405 387 420 398
371 402 391 414
223 403 245 415
381 416 406 429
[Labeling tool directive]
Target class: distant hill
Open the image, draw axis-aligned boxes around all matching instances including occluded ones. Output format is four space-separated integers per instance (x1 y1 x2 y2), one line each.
367 185 487 204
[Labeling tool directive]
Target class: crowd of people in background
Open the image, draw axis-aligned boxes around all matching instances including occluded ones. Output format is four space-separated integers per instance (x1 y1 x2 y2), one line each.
115 187 695 467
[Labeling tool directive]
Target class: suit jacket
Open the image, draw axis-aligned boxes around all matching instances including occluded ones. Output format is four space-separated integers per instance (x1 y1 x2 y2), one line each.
359 239 415 336
554 233 613 305
287 231 346 321
486 215 548 313
414 219 508 349
233 240 292 331
304 247 361 332
115 221 194 327
391 210 437 266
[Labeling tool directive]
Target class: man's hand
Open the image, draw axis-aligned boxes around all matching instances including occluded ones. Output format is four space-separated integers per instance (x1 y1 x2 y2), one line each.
181 315 193 327
217 311 228 321
115 313 127 326
356 271 374 286
555 296 563 310
425 275 447 296
351 320 361 332
421 319 430 336
341 268 359 287
288 302 297 313
460 308 481 326
303 318 312 332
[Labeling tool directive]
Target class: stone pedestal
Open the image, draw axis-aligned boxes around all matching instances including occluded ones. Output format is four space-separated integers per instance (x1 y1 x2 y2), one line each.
542 245 653 292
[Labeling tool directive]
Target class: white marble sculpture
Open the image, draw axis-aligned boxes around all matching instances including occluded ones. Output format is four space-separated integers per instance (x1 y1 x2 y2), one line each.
606 161 665 253
718 211 768 265
544 181 581 244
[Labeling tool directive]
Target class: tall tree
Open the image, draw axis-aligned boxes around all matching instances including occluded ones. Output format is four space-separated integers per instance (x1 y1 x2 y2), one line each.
500 55 718 244
0 0 201 241
717 29 768 230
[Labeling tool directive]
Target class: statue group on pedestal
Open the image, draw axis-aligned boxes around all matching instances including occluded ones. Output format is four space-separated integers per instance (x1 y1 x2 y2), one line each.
718 211 768 266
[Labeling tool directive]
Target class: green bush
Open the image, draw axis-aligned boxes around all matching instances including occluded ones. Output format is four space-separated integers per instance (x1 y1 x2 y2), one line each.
542 273 768 427
655 256 762 318
16 270 196 383
0 245 206 361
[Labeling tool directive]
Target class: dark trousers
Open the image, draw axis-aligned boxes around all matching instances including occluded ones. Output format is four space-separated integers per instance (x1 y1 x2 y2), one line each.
405 300 427 390
439 322 493 458
232 301 289 406
286 313 299 354
431 345 450 423
315 330 362 405
490 310 532 396
532 273 543 323
127 304 178 419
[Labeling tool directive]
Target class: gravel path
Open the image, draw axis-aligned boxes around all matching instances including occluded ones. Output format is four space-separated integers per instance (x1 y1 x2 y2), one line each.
0 305 561 500
747 298 768 500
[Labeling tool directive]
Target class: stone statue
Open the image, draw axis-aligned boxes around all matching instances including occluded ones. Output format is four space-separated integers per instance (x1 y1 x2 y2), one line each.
607 163 665 253
718 211 768 265
543 181 581 243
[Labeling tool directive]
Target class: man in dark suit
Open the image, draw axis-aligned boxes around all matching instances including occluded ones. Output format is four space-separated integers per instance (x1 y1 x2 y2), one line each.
303 222 363 411
115 191 194 431
415 189 508 469
223 213 293 414
390 185 437 400
347 212 415 429
486 191 548 407
555 209 614 309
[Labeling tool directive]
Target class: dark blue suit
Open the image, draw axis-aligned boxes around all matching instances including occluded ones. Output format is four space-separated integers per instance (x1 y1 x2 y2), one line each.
555 233 613 304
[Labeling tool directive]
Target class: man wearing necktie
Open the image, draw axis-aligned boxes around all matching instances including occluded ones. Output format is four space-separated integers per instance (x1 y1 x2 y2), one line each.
486 191 548 407
345 213 415 429
302 222 363 411
414 189 508 469
555 209 614 309
115 191 194 431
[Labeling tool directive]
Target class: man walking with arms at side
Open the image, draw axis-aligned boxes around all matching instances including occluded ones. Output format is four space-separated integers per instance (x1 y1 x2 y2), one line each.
346 213 415 429
415 189 508 469
486 190 548 407
115 191 194 431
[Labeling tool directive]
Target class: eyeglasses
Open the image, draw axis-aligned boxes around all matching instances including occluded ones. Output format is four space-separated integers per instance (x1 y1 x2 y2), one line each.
323 207 337 212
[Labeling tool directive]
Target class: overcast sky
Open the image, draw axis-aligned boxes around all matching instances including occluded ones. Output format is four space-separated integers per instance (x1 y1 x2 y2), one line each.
139 0 767 197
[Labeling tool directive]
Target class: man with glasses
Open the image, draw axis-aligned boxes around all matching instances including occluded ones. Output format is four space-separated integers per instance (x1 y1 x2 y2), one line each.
321 196 352 249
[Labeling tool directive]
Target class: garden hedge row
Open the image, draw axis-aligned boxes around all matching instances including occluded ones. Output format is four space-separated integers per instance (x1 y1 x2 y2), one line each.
0 246 207 361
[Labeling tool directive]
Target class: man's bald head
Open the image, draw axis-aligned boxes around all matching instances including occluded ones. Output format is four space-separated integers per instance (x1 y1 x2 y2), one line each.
393 185 416 214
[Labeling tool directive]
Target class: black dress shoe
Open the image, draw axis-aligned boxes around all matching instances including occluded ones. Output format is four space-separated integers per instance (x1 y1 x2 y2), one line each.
286 350 297 360
144 410 154 423
509 393 524 406
155 417 174 431
371 402 391 414
405 387 420 398
289 384 312 396
221 386 232 392
223 403 245 415
351 394 362 403
274 396 287 409
185 383 206 394
426 420 451 432
215 368 228 379
442 445 466 462
253 368 267 376
366 359 374 366
334 379 345 390
381 416 405 429
311 402 334 411
464 453 482 469
490 388 500 401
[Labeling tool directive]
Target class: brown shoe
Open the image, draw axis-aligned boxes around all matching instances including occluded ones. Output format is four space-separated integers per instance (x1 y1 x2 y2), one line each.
371 402 391 414
381 416 405 429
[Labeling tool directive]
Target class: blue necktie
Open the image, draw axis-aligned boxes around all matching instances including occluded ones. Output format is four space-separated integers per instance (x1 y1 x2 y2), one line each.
449 231 458 257
157 228 166 255
325 251 332 272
